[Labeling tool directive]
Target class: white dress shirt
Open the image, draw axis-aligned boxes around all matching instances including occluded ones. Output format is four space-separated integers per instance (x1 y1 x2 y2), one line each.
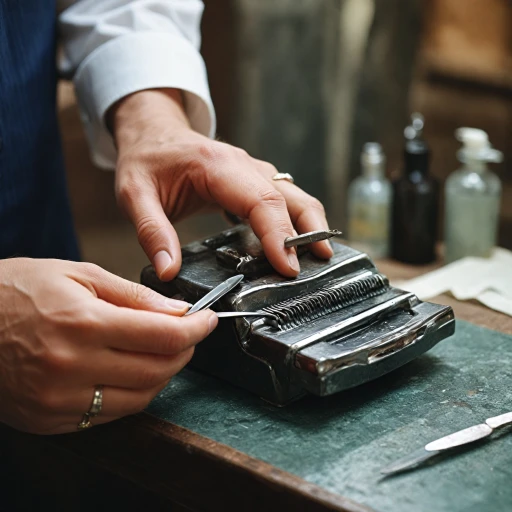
58 0 216 169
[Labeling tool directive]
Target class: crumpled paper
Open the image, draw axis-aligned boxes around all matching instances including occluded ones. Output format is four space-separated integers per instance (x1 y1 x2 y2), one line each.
393 248 512 317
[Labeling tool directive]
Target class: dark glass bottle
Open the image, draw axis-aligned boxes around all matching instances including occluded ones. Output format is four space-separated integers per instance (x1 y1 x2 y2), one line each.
391 115 439 264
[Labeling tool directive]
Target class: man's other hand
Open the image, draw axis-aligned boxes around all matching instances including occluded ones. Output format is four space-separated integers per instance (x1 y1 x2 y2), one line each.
0 258 217 434
110 89 333 281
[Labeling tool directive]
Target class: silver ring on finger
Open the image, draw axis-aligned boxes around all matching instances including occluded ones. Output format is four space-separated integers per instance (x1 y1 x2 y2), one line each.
272 172 294 184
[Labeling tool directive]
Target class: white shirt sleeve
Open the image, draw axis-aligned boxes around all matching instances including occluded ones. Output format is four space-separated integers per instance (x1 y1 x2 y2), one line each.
58 0 216 170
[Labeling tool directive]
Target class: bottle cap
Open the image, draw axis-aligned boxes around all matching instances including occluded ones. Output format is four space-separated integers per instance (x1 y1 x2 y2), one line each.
404 114 429 174
455 127 503 163
361 142 385 165
404 113 424 141
361 143 385 177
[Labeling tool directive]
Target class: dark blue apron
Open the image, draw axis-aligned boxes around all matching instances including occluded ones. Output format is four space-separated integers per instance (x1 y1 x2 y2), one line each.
0 0 79 260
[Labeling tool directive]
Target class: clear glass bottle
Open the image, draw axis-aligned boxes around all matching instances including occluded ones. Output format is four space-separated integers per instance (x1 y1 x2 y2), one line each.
347 142 391 259
444 128 503 264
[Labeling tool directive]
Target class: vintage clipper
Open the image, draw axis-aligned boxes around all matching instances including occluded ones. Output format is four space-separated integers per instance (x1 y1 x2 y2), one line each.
141 226 455 405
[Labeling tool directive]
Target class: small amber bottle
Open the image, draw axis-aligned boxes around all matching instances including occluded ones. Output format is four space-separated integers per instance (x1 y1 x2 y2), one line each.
391 114 439 264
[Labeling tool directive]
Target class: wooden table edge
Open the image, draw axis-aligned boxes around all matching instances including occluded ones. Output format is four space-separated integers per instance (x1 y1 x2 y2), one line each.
31 411 372 512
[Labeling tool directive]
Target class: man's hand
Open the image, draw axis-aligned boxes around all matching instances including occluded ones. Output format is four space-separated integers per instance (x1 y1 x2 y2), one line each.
110 89 333 281
0 258 217 434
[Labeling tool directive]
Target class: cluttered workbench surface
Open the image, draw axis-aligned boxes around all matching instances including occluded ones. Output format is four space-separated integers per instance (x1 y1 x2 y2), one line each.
147 319 512 512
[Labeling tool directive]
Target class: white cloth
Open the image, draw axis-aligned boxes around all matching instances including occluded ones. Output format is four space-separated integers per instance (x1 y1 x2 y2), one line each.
393 248 512 317
58 0 216 169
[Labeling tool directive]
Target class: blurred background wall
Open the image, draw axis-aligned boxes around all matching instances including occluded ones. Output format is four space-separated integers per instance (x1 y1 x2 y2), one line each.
60 0 512 281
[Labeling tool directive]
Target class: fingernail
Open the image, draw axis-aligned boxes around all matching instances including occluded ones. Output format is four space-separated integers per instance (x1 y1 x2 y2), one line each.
154 251 172 278
323 240 333 254
288 251 300 273
208 313 218 335
164 298 192 313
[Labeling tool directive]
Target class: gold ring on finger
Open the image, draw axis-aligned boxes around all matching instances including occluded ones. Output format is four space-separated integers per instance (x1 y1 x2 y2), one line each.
88 385 104 417
77 413 93 430
76 385 104 431
272 172 294 184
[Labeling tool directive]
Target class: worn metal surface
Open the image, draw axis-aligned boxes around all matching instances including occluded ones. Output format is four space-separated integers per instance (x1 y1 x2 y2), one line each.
147 320 512 512
142 226 454 405
216 311 279 321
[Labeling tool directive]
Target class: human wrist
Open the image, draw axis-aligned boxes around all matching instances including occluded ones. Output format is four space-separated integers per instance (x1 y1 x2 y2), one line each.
108 89 191 150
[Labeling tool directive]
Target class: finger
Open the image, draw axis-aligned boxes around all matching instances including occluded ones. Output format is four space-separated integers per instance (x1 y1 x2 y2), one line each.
48 380 172 434
197 148 299 277
75 264 190 315
257 162 334 259
71 347 194 391
92 304 218 355
273 182 333 259
117 180 182 281
93 379 171 420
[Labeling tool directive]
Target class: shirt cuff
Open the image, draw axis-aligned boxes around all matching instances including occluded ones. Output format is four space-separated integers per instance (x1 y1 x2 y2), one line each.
74 31 216 170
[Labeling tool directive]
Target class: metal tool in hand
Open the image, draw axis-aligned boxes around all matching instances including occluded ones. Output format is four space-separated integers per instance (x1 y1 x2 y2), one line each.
216 311 277 320
185 274 244 316
284 229 342 248
381 411 512 476
185 275 277 322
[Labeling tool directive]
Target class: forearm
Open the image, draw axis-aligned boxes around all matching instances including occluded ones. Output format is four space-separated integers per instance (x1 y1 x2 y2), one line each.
109 89 190 149
59 0 215 169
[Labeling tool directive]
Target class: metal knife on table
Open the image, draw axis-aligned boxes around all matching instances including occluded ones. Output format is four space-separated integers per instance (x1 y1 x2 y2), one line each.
381 411 512 476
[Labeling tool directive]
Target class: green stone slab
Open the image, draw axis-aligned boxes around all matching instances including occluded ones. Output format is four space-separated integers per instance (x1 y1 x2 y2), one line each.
147 320 512 512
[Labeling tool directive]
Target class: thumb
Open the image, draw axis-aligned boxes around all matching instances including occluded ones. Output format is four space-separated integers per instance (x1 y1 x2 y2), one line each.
81 264 190 315
119 184 182 281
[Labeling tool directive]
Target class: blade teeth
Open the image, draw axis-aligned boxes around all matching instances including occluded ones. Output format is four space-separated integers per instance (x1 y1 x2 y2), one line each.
262 275 387 330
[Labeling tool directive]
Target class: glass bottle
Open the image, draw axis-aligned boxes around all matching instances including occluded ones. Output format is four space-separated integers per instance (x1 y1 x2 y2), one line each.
391 114 439 264
347 143 391 259
444 128 503 264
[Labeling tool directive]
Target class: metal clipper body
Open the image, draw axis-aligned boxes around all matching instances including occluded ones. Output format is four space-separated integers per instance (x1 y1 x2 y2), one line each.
141 225 455 405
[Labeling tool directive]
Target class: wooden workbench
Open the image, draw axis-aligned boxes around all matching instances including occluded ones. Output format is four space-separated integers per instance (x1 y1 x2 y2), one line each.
1 260 511 512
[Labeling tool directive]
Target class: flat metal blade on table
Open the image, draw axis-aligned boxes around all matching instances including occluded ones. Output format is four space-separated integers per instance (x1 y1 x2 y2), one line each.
380 447 439 476
381 424 493 476
381 412 512 476
425 423 492 452
185 274 244 316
